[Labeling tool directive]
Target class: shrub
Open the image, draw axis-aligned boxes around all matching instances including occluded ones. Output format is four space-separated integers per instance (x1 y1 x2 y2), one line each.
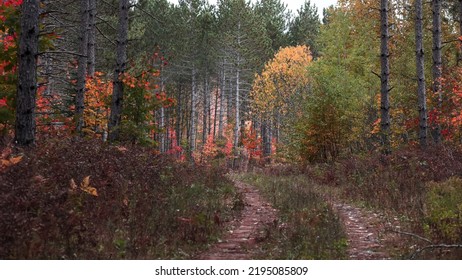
425 177 462 243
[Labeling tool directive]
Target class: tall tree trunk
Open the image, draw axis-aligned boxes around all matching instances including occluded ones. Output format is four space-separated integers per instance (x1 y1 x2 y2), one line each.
189 68 197 157
380 0 391 153
15 0 39 146
108 0 129 142
218 64 225 138
87 0 97 77
202 75 209 144
234 65 240 151
76 0 90 134
432 0 442 143
416 0 428 148
176 82 182 147
158 70 166 152
457 0 462 66
262 118 271 160
213 86 218 139
234 21 241 153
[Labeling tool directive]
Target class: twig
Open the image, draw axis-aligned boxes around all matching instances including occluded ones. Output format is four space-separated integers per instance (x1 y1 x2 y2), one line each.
38 51 86 57
371 70 381 79
389 229 432 244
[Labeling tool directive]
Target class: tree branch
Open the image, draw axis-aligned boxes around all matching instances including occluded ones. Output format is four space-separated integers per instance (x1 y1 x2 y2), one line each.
38 51 86 57
388 229 432 244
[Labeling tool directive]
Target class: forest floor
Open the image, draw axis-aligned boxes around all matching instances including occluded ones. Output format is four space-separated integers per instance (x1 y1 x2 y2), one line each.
197 177 401 260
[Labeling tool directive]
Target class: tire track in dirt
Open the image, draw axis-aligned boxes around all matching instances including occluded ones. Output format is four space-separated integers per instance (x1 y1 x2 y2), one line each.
332 202 394 259
196 181 277 260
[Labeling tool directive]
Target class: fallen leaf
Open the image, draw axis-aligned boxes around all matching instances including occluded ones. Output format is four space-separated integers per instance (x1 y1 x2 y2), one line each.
79 176 98 196
1 159 10 167
81 176 90 188
69 178 78 192
81 185 98 197
116 146 128 152
9 156 23 165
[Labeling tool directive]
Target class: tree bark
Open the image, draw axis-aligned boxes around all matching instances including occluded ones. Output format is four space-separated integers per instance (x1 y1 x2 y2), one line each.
233 21 242 153
15 0 40 146
415 0 428 148
432 0 442 143
87 0 97 77
380 0 391 153
189 67 197 156
218 63 225 138
76 0 90 134
108 0 129 142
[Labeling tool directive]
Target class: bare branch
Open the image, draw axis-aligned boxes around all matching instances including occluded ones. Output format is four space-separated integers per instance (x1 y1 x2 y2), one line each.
388 229 432 244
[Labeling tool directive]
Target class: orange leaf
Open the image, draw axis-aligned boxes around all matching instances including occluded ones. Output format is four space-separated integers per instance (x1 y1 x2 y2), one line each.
76 176 99 196
9 155 23 165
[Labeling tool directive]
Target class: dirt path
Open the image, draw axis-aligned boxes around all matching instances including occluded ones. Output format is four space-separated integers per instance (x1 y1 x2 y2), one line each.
197 178 398 260
332 202 398 259
196 181 277 260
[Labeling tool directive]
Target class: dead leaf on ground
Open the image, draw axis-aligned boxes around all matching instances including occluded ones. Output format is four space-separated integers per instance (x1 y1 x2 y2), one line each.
1 155 23 167
69 176 98 197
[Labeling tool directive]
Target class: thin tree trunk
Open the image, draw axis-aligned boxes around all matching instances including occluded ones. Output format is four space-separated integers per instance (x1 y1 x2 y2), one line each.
76 0 89 134
213 86 218 139
202 76 209 144
234 21 241 153
234 65 240 151
87 0 97 77
227 76 233 124
190 67 197 157
416 0 428 148
108 0 129 142
176 82 182 147
380 0 391 153
432 0 443 143
262 118 271 160
159 71 165 152
15 0 39 146
218 64 225 138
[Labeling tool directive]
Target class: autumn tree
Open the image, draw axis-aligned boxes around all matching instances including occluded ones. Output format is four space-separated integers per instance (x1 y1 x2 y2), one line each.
251 45 312 157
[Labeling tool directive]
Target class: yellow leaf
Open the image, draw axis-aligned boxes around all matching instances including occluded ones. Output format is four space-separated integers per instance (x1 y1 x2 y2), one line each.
81 185 98 197
81 176 90 189
79 176 98 196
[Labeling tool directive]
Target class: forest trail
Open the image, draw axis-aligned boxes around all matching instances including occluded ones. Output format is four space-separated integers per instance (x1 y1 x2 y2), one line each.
196 180 278 260
197 179 396 260
332 202 392 259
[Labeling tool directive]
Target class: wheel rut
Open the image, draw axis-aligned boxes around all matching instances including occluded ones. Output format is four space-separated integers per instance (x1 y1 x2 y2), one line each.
196 180 277 260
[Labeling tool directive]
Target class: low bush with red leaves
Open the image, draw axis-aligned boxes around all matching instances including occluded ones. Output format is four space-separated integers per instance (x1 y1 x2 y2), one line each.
0 139 236 259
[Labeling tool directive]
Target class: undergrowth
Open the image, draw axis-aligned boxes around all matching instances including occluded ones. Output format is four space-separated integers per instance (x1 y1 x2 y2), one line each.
237 173 347 260
0 139 236 259
305 146 462 259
